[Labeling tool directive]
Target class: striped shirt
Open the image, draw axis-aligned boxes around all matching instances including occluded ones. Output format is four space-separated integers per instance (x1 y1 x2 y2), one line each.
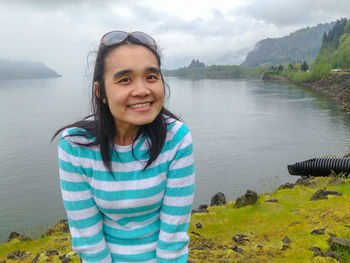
58 118 195 263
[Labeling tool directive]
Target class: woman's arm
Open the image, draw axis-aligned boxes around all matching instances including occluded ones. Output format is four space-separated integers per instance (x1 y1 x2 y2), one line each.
156 123 195 262
58 133 112 263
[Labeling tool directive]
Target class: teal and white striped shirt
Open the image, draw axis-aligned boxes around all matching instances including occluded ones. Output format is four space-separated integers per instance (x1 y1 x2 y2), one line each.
58 118 195 263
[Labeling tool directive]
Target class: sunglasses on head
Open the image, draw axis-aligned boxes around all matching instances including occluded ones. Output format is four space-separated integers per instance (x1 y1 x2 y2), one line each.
100 31 157 50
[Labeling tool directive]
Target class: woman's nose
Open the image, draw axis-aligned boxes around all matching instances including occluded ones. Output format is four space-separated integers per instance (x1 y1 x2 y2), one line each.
131 80 151 97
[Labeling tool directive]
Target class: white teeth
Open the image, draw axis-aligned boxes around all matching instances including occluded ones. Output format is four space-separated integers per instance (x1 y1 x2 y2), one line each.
129 102 151 109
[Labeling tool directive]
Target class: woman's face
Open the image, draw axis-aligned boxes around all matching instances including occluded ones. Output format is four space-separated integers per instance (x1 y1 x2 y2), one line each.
101 44 164 133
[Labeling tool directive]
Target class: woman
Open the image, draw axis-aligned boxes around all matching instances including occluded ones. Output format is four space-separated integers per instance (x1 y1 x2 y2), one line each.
54 31 195 262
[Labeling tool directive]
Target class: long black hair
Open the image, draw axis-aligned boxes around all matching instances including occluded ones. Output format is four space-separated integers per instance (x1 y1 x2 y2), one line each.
52 34 179 175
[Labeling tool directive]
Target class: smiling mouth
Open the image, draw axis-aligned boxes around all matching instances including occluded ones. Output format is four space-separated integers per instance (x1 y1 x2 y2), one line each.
128 102 153 109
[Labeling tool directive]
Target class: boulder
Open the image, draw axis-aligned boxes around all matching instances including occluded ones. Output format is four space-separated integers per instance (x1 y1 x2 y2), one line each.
328 236 350 251
210 192 226 206
192 204 209 214
45 219 69 236
265 199 278 203
232 234 250 244
309 188 342 201
7 232 31 242
278 183 295 190
311 228 325 235
282 236 291 245
234 190 258 208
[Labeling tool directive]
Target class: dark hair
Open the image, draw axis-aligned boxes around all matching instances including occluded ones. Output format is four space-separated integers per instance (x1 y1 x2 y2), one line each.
52 34 179 176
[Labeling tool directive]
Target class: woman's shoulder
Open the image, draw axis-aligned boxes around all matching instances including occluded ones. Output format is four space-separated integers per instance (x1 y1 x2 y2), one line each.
164 116 192 144
59 119 96 148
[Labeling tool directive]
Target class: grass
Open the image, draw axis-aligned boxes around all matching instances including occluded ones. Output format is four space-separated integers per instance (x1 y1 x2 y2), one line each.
188 177 350 262
0 177 349 262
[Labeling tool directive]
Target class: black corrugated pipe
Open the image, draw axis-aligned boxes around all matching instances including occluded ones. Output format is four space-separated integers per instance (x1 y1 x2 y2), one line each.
287 157 350 176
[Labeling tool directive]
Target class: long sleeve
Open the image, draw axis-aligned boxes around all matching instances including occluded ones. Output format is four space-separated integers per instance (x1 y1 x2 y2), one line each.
156 124 195 262
58 134 112 263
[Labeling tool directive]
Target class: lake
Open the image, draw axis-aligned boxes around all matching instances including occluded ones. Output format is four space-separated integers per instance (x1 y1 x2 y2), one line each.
1 76 350 242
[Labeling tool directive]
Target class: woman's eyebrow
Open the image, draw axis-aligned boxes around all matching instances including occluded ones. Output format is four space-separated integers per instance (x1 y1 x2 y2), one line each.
112 67 160 80
145 67 160 74
113 69 132 80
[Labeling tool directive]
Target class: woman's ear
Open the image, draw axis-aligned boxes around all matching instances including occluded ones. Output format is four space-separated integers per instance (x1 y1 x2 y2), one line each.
94 82 107 104
94 82 100 98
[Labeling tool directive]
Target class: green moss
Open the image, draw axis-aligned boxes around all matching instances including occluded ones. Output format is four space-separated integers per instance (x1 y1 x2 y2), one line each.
188 177 350 262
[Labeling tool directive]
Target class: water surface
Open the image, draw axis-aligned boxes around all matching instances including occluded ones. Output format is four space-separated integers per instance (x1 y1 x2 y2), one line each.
1 76 350 242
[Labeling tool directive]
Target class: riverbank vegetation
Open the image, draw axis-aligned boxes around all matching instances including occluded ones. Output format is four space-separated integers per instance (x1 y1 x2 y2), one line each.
1 177 349 262
266 18 350 84
166 63 268 79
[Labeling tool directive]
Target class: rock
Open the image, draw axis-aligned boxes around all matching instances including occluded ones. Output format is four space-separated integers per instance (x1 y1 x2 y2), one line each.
289 221 300 226
7 231 31 242
61 257 72 263
265 199 278 202
311 228 325 235
45 219 69 236
328 236 350 251
7 250 29 260
190 231 202 237
210 192 226 206
46 250 59 256
313 250 341 260
257 245 263 249
290 209 299 213
281 244 289 250
295 176 315 186
232 234 250 244
278 183 295 190
282 236 291 244
195 223 202 229
198 204 208 211
230 245 243 253
309 246 322 253
234 190 258 208
32 253 41 263
310 188 342 201
327 177 345 186
55 237 69 242
192 204 209 214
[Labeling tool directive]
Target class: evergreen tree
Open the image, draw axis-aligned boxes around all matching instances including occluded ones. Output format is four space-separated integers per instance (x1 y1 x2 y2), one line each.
301 61 309 71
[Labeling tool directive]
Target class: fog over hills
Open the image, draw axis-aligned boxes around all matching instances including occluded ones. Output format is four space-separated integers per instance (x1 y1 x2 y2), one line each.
0 59 61 79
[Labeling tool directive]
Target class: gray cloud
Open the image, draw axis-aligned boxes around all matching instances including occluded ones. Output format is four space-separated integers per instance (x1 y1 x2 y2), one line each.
239 0 350 27
0 0 348 75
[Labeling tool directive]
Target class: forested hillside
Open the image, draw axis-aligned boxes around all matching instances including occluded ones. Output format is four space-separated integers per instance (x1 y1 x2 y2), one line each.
242 22 335 66
313 18 350 70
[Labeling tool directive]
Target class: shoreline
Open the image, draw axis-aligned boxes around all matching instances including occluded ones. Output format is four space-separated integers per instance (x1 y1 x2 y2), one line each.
263 72 350 113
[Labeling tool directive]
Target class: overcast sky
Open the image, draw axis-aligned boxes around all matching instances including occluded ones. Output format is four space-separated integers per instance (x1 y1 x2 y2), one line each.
1 0 349 76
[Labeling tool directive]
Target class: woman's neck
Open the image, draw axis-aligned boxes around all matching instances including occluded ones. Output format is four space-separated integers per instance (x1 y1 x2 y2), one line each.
114 123 139 146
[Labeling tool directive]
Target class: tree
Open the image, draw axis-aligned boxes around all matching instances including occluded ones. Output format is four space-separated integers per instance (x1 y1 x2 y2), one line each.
301 61 309 71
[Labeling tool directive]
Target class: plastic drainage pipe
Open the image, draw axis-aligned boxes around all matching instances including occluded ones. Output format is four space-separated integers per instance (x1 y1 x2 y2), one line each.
287 157 350 176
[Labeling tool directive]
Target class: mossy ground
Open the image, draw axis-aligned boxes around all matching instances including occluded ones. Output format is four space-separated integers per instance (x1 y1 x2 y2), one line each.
188 177 350 262
0 177 349 263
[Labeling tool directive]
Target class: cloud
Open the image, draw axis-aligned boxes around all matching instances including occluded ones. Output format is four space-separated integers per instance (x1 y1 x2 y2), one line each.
239 0 350 27
0 0 348 75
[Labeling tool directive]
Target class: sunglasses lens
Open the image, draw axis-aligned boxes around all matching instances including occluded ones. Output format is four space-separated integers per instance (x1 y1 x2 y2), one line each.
101 31 127 46
131 32 156 49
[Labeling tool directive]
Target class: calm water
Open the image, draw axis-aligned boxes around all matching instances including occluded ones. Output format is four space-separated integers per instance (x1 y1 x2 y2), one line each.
1 76 350 242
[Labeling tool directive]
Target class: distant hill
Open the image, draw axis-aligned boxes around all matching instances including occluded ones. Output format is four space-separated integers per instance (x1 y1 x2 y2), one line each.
242 22 335 67
0 59 61 79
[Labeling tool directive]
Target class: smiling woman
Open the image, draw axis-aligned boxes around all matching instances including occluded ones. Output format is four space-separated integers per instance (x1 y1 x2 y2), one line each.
52 31 195 263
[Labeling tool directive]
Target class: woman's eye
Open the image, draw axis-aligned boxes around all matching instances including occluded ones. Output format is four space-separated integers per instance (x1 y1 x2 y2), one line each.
119 77 131 83
147 75 159 80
